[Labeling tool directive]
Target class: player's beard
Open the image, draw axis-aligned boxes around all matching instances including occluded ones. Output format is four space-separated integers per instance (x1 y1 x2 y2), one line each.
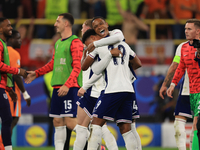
3 30 12 39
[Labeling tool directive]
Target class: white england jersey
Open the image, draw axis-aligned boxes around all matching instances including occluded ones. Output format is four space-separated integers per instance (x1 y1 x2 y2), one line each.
82 59 105 98
89 41 135 94
175 41 189 95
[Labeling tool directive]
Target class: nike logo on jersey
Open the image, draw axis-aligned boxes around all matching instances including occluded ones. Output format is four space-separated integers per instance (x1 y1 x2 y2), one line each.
184 54 187 57
65 110 71 113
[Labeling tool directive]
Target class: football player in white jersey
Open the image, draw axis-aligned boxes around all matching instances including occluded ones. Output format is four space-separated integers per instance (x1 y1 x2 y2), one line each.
73 19 119 150
84 16 142 150
81 29 140 150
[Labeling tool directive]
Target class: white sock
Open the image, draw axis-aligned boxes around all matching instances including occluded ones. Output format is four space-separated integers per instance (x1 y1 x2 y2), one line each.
174 118 186 150
73 125 90 150
88 124 102 150
190 127 194 150
54 126 66 150
131 122 142 150
5 145 12 150
122 130 138 150
102 125 118 150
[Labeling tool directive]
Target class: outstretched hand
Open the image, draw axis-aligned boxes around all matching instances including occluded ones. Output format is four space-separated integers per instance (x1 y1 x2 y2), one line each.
9 89 17 102
24 71 36 84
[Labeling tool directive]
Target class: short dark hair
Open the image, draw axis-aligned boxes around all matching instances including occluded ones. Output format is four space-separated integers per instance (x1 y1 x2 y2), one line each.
82 29 97 44
91 16 106 24
59 13 74 26
186 19 200 28
7 30 19 40
0 17 7 26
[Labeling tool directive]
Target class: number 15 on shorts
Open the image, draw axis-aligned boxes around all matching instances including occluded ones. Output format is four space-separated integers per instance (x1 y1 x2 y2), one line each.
64 100 72 113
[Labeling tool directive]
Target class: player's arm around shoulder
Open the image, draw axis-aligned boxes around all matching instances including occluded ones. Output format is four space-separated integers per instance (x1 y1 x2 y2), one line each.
81 47 98 71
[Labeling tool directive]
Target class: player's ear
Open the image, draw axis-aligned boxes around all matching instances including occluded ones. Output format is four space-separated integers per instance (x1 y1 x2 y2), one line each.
106 22 109 28
197 28 200 35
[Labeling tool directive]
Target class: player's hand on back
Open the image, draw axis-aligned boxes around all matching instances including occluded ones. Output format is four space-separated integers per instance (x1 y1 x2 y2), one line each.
9 89 17 102
19 68 27 78
110 48 123 57
77 88 86 97
86 42 95 53
24 71 36 84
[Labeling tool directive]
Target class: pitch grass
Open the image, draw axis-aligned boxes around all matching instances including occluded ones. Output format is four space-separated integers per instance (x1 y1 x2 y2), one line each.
13 147 189 150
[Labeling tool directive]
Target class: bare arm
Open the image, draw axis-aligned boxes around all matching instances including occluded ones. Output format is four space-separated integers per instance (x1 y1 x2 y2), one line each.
129 55 142 70
159 62 178 99
13 75 25 92
169 4 179 23
81 55 95 71
13 74 31 106
27 18 34 40
162 62 178 87
17 5 23 20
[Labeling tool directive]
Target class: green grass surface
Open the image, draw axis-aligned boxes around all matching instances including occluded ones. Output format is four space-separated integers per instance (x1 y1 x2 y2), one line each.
12 147 189 150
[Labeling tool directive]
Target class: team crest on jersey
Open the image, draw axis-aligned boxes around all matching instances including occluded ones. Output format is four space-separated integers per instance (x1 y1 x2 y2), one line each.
60 58 66 64
3 93 8 99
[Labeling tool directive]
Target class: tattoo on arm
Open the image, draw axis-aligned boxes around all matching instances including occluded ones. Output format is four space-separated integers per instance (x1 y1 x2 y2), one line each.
163 62 179 87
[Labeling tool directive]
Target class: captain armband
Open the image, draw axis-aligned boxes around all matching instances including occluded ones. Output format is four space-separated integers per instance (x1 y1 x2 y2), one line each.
173 55 180 63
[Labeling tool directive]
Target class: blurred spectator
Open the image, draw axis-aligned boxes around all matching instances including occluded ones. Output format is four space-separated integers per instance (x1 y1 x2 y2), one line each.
35 0 81 38
105 0 124 30
82 0 106 19
94 0 106 18
169 0 196 39
124 0 145 18
35 0 48 38
69 0 81 35
20 0 35 18
81 0 94 18
195 0 200 19
0 0 23 24
46 33 61 61
17 18 34 70
117 1 149 52
142 0 172 39
29 47 47 70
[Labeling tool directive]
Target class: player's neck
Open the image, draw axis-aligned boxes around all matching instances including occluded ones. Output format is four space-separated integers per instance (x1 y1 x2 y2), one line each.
61 28 72 39
0 34 6 42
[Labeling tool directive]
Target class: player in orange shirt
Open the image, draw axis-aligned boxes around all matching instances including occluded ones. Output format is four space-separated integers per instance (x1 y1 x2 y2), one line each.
0 30 31 150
